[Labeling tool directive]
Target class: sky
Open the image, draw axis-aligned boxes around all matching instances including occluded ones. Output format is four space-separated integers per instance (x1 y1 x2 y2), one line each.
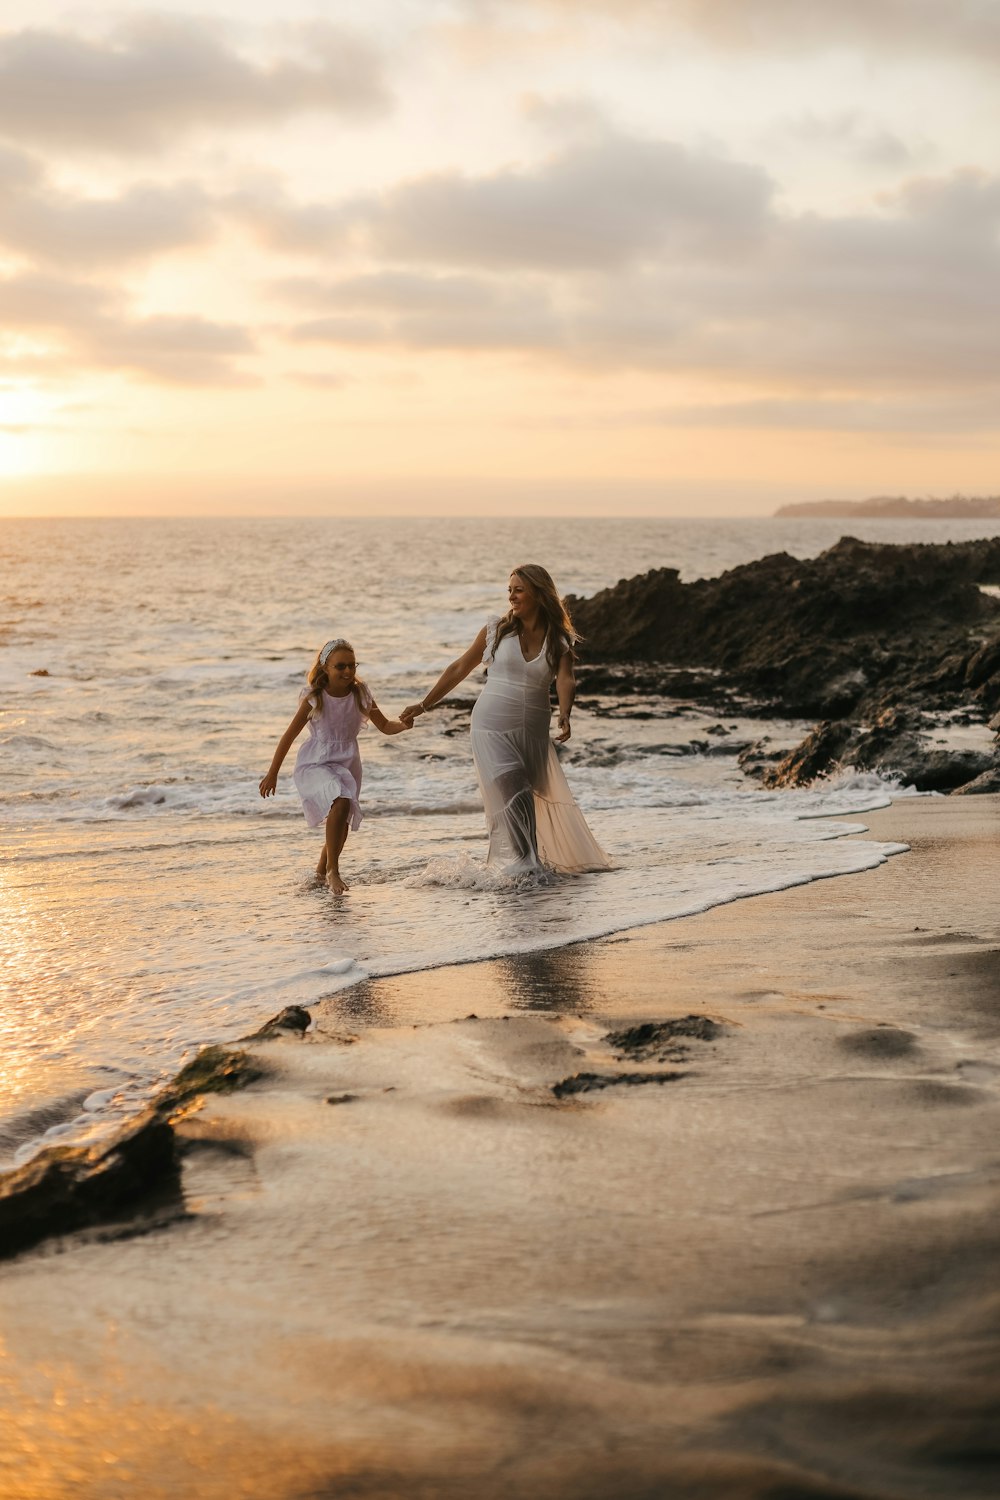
1 0 999 517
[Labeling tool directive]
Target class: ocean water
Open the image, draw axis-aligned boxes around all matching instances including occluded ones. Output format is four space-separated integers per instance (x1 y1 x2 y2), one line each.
3 513 999 1168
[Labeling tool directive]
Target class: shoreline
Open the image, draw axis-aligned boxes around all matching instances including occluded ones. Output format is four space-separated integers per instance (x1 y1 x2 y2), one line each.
0 778 909 1174
1 794 998 1498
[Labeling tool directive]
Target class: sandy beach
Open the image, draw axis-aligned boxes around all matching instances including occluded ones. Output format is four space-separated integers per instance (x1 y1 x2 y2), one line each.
1 794 998 1500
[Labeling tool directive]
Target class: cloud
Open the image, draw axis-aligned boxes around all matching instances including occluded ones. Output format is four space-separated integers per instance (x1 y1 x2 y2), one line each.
567 171 1000 386
0 16 391 152
641 395 1000 434
275 269 563 351
247 136 774 271
261 146 1000 407
776 112 921 171
287 371 349 389
666 0 1000 59
273 270 541 315
504 392 1000 436
227 182 359 256
0 270 256 384
519 92 612 141
367 136 773 269
483 0 1000 61
0 145 214 268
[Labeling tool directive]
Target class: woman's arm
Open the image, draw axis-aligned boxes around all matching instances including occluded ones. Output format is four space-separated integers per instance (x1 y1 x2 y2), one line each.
368 703 412 736
402 626 489 723
554 650 575 742
258 698 312 796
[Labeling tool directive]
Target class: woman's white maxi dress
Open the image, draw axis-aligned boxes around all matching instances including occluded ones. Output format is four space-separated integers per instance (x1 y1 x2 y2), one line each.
469 620 612 875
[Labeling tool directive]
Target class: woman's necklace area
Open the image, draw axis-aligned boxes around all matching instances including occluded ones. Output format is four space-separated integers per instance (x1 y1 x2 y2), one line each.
518 620 545 661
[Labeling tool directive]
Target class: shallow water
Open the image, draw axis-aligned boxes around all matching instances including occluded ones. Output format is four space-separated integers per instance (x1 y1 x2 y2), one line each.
3 514 998 1164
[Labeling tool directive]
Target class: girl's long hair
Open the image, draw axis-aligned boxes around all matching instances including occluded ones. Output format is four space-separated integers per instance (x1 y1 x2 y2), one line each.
491 564 580 671
306 640 367 716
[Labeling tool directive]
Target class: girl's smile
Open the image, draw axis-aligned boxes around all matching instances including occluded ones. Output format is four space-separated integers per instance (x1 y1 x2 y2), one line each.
326 651 357 694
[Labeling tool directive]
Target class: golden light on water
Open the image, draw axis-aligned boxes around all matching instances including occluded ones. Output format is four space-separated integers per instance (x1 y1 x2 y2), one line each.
0 855 87 1125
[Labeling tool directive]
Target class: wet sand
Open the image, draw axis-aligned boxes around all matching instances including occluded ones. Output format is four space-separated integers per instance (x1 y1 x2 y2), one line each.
1 796 998 1499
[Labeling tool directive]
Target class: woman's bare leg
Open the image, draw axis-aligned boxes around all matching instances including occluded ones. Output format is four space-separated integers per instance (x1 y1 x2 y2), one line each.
492 771 539 866
324 797 352 893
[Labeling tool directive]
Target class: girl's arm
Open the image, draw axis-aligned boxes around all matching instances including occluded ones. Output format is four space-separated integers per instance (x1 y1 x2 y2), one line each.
402 626 489 724
554 650 575 742
368 703 411 737
258 699 312 796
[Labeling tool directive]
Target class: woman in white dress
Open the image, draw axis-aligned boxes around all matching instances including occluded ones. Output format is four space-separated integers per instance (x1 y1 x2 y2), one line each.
403 565 612 876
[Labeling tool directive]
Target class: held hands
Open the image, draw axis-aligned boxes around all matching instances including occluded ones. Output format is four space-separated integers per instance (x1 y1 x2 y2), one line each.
400 701 426 728
555 714 572 743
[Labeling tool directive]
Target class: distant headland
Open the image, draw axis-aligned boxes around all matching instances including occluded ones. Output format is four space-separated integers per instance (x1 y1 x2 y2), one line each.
774 495 1000 519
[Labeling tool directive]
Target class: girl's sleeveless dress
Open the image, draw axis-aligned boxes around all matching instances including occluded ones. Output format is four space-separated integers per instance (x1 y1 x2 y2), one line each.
469 620 612 875
293 685 371 831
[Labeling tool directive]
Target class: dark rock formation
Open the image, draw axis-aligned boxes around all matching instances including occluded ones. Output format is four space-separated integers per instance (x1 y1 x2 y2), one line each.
552 1071 687 1098
157 1046 264 1112
569 537 1000 790
761 709 996 792
243 1005 312 1042
736 738 792 778
0 1107 177 1262
0 1045 265 1262
606 1016 724 1063
951 766 1000 795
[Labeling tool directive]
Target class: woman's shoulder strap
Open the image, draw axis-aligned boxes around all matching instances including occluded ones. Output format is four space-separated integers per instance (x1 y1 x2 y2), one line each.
483 615 502 663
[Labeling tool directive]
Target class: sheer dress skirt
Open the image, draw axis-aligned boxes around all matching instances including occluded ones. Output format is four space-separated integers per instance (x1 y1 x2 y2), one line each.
470 677 611 875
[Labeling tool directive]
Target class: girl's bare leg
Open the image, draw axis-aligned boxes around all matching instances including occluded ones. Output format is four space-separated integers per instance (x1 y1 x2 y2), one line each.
324 797 352 894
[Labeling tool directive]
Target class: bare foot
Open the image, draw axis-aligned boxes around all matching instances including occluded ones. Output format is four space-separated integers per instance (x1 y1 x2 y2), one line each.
326 873 349 895
315 858 328 880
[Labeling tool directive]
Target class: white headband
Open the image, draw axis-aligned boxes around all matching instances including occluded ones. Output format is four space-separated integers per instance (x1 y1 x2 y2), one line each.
318 638 352 666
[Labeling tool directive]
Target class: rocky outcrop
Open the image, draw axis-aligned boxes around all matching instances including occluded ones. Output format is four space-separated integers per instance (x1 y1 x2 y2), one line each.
569 537 1000 790
0 1040 273 1261
0 1107 177 1262
759 712 995 792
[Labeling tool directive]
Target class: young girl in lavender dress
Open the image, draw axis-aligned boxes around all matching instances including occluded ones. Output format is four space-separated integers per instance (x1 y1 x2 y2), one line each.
259 638 410 893
403 565 612 878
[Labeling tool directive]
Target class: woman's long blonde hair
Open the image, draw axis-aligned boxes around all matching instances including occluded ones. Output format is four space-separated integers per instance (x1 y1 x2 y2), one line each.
306 639 367 716
491 564 579 671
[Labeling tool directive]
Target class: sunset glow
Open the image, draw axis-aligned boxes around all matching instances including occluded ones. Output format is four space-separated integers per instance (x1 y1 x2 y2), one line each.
1 0 998 515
